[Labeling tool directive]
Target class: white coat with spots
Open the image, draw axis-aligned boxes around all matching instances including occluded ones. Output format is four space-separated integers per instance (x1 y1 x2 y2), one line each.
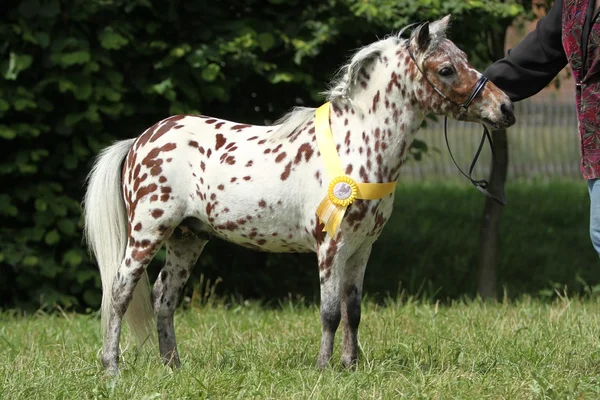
83 15 515 375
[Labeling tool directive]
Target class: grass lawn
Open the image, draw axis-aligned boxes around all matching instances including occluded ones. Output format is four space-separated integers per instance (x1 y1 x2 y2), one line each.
2 296 600 399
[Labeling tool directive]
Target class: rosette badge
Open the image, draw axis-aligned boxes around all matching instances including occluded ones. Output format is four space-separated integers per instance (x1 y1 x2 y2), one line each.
329 176 358 207
314 102 398 237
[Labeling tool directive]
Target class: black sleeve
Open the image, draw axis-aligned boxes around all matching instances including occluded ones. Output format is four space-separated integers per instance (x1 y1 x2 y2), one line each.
482 0 567 102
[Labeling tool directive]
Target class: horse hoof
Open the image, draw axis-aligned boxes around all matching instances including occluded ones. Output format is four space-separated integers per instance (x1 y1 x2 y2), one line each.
316 358 330 370
341 356 358 370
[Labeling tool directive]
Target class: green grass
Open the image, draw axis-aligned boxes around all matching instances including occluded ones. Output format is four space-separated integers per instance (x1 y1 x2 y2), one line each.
3 296 600 399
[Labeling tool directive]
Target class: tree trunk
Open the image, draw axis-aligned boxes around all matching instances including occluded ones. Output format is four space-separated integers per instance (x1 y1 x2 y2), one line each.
477 25 510 300
476 128 508 299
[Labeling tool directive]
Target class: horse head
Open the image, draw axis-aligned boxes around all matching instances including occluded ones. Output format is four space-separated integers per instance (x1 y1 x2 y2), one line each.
406 15 516 130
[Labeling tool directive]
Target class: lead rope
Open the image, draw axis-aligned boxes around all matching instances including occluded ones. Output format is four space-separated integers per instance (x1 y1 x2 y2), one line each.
443 117 506 205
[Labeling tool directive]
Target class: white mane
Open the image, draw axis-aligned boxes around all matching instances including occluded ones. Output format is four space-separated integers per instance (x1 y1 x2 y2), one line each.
321 25 416 102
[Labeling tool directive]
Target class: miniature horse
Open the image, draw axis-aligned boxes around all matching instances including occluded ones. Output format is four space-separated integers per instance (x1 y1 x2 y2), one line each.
83 15 515 375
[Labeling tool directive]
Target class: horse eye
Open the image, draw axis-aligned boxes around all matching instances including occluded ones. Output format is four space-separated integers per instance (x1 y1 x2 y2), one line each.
439 67 454 77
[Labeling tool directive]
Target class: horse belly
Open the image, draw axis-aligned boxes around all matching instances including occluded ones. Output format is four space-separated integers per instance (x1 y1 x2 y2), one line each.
211 221 314 253
186 154 317 253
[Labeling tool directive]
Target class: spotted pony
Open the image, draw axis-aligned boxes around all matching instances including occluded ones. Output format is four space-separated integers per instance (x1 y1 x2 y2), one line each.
83 15 515 375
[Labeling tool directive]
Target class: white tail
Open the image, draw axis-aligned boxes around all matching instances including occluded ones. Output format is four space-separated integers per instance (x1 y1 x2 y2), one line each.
82 138 157 349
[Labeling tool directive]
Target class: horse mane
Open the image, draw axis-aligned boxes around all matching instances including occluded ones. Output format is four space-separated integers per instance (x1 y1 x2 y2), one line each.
270 106 316 138
269 19 449 138
322 24 422 102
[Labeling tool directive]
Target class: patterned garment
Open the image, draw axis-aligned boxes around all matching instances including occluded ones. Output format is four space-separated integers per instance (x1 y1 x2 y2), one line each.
562 0 600 179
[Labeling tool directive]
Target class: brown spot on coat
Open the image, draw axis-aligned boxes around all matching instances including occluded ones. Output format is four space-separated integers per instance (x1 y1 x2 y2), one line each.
151 209 164 219
275 152 286 163
215 134 226 151
294 143 314 164
359 166 369 181
217 221 238 231
311 220 327 247
150 121 178 143
206 203 214 216
322 238 338 269
281 162 292 181
133 173 148 192
231 124 252 130
346 201 369 228
372 90 381 113
141 143 177 177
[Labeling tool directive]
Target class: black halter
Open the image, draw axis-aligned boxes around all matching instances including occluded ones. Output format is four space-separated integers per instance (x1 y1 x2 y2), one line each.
405 40 505 206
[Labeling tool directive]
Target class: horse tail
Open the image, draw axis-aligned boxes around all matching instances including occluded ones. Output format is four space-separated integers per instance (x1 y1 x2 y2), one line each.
83 138 156 349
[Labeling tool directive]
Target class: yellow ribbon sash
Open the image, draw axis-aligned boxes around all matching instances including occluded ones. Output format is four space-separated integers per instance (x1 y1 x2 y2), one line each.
314 101 397 236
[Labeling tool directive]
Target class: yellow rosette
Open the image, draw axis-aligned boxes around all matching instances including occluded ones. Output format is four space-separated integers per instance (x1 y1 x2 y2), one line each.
314 102 398 237
328 175 358 207
316 175 358 236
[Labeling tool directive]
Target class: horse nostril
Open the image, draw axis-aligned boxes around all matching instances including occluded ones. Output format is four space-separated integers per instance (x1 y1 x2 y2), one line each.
499 102 516 126
501 102 514 117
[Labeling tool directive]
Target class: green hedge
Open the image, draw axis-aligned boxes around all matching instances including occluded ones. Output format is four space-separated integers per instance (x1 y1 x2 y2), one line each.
0 0 531 311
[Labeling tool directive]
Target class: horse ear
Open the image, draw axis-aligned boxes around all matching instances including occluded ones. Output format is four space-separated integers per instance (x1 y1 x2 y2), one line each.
416 22 431 51
430 14 451 36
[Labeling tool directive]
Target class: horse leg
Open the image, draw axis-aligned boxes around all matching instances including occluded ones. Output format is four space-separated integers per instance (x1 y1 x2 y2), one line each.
316 236 346 369
340 244 372 369
102 228 169 374
151 222 209 368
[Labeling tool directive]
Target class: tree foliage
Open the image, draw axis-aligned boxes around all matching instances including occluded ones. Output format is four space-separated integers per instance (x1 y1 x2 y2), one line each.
1 0 527 311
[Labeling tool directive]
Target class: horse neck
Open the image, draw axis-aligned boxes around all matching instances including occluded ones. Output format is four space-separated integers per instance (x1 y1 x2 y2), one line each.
329 57 426 183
